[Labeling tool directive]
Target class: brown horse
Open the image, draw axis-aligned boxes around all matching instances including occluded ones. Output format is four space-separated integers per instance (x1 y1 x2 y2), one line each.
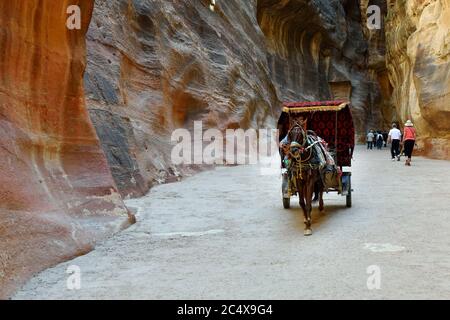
285 123 324 236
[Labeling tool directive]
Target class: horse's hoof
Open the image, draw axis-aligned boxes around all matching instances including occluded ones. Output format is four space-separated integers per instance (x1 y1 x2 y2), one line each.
304 229 312 236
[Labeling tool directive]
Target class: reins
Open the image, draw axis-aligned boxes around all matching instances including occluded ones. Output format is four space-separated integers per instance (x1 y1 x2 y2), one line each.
287 123 317 180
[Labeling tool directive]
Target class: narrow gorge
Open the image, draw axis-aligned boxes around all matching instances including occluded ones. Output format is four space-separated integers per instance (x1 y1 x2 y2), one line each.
0 0 449 298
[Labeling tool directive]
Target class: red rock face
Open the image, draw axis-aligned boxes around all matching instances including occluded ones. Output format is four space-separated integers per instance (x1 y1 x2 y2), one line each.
0 1 132 298
84 0 280 197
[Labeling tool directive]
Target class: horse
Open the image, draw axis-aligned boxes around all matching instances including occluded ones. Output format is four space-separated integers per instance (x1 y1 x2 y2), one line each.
285 122 324 236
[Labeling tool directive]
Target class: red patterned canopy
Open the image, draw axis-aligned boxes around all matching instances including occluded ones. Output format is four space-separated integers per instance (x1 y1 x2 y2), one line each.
278 100 355 167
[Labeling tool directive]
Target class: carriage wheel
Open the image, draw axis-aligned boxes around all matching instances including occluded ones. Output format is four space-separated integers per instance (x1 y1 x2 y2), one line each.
282 173 290 209
346 177 352 208
283 197 290 209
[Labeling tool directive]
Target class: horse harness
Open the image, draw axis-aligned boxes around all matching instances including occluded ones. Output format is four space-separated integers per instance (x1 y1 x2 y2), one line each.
286 125 321 180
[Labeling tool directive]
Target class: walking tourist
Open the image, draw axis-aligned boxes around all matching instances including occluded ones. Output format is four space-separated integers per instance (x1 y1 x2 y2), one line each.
388 123 402 161
382 131 388 147
376 131 384 150
366 130 375 150
402 120 416 166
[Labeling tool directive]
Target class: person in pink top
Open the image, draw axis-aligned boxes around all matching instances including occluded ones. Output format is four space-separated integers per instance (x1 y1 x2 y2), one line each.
402 120 417 166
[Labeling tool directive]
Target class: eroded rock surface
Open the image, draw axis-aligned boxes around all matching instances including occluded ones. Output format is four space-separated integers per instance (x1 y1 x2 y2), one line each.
84 0 280 197
85 0 391 196
386 0 450 159
258 0 387 138
0 1 132 298
2 0 450 300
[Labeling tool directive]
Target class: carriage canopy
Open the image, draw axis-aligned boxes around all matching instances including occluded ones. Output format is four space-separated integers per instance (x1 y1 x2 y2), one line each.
278 100 355 167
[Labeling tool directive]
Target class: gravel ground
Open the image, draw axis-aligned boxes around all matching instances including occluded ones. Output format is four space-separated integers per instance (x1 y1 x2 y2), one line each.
13 146 450 299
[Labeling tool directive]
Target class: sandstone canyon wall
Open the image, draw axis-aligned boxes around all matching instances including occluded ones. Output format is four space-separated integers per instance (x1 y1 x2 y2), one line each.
2 0 450 299
258 0 385 137
0 1 133 298
84 0 390 197
84 0 280 197
360 0 395 127
385 0 450 159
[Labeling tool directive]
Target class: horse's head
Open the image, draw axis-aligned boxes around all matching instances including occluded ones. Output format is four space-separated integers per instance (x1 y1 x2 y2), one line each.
288 123 307 160
288 122 307 147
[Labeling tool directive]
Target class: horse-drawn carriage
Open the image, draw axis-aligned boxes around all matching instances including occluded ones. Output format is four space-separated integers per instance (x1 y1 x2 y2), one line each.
277 100 355 235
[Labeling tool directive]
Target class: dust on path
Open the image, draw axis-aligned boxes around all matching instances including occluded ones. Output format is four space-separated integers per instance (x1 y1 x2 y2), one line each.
14 147 450 299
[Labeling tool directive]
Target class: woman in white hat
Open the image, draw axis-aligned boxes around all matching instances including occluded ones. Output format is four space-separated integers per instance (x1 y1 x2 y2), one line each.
402 120 416 166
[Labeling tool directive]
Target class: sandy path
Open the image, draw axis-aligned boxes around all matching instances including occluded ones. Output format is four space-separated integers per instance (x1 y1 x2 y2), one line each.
14 146 450 299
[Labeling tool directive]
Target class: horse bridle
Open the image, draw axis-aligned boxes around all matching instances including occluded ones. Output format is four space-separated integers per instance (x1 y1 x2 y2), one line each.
288 123 312 163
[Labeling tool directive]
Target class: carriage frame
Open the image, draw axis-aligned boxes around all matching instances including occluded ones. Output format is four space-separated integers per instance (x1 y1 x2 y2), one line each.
278 100 355 208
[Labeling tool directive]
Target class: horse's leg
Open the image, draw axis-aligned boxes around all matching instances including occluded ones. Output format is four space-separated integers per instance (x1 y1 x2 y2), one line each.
318 189 324 212
298 182 306 215
312 182 319 202
301 195 308 225
304 171 314 236
318 173 324 212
